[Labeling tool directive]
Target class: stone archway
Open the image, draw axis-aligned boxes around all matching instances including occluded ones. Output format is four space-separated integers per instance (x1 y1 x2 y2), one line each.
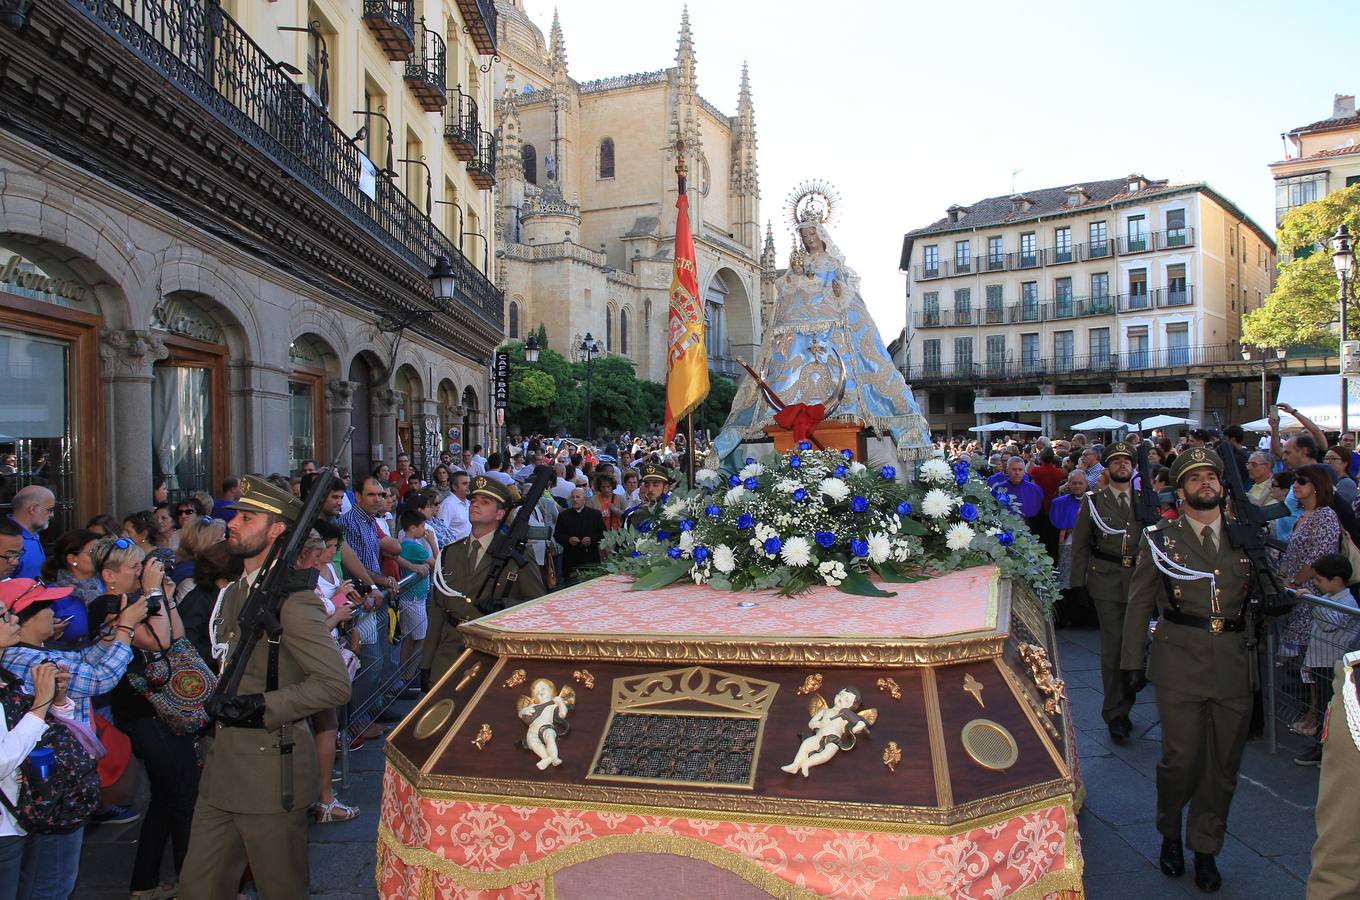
703 267 756 377
288 333 339 474
348 349 389 479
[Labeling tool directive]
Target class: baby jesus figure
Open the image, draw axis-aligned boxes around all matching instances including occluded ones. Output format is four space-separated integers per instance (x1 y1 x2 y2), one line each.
517 678 575 770
781 686 876 778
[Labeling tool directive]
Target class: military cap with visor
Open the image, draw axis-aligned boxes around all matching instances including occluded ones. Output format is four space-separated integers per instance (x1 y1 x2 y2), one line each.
1170 446 1223 487
640 462 670 484
469 475 517 508
229 475 303 522
1103 442 1135 464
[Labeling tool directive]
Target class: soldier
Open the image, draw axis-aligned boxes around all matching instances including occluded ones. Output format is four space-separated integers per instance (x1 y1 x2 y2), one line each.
623 462 670 528
1121 448 1255 893
1069 441 1140 741
180 477 352 900
422 475 545 684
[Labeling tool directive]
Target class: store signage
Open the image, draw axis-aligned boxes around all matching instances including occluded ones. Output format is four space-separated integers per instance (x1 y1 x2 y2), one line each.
0 254 91 304
494 352 510 410
151 296 224 344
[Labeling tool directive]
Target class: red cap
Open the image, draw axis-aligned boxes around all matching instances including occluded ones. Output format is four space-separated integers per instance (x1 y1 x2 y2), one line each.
0 579 74 616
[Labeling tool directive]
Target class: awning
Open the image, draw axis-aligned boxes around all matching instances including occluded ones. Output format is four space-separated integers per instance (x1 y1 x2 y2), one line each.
1275 374 1360 431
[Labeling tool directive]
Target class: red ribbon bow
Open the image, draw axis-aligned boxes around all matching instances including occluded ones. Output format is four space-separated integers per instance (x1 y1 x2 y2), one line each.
773 403 827 446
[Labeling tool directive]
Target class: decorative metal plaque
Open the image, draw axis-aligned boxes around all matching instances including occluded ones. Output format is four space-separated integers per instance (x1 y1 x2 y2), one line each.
586 666 779 790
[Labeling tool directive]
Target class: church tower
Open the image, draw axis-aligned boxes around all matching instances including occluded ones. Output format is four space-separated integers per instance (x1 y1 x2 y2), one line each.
546 7 572 193
730 62 759 255
494 65 525 284
668 6 704 228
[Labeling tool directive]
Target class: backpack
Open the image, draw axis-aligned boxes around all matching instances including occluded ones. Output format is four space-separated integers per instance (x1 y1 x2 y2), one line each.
0 675 101 834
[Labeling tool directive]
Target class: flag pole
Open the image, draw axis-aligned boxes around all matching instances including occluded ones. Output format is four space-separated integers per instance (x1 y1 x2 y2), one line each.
676 149 698 489
664 140 707 480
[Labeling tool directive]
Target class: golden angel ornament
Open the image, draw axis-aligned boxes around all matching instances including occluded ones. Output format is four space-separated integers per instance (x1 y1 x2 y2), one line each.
516 678 576 770
780 686 877 778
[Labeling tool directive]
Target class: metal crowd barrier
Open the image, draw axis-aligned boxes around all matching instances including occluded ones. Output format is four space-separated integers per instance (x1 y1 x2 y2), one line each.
1265 590 1360 754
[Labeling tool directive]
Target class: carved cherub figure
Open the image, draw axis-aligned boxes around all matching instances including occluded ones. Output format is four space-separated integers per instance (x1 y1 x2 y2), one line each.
517 678 575 770
781 686 877 777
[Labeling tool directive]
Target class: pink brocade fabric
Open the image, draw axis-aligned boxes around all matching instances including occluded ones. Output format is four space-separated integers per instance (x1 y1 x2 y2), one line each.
479 567 999 641
378 767 1082 899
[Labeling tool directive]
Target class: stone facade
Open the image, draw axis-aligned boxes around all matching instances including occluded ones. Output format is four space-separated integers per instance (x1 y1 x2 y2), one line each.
491 2 767 385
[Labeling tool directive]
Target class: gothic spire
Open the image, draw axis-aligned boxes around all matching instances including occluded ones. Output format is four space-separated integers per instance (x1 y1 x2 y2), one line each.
676 5 696 98
548 7 568 75
668 6 701 155
761 221 776 270
731 61 758 196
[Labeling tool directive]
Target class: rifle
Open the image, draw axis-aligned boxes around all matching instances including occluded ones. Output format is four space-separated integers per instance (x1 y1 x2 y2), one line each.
208 431 352 715
473 463 555 615
1133 440 1171 528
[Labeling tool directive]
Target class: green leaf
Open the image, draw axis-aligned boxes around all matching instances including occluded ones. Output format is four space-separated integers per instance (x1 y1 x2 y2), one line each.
836 571 897 597
871 562 928 583
896 518 928 536
628 559 693 591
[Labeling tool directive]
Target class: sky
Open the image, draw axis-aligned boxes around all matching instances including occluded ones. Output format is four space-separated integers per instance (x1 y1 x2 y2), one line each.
523 0 1360 344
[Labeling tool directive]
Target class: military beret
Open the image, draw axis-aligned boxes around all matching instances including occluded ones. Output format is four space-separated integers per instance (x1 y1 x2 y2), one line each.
1103 442 1134 464
230 475 303 522
640 462 670 483
1170 446 1222 486
469 475 516 508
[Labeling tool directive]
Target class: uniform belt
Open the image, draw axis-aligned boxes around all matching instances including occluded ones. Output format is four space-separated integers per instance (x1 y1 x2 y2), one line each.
1092 547 1135 567
217 722 267 730
1161 609 1245 633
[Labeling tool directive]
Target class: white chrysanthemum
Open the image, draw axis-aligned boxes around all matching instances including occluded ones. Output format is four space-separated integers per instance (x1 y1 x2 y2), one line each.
754 523 778 542
739 462 765 480
867 533 892 565
780 536 812 567
663 497 687 518
818 559 847 586
920 458 954 484
724 486 747 505
776 477 801 494
945 522 976 552
696 468 721 485
849 461 867 474
819 478 850 502
679 531 695 551
922 488 955 519
713 544 736 573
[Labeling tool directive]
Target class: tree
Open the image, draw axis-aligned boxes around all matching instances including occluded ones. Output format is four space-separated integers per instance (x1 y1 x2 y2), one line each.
580 355 645 437
500 340 581 434
1242 185 1360 351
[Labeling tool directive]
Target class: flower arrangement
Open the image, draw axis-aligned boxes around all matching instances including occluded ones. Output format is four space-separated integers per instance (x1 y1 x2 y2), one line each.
603 444 1060 610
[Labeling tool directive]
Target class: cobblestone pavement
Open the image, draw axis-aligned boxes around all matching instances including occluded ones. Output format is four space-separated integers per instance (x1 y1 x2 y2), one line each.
73 627 1316 898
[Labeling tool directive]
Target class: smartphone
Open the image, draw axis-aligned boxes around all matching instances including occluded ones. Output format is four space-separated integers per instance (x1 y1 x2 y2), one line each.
54 616 73 625
1269 403 1279 420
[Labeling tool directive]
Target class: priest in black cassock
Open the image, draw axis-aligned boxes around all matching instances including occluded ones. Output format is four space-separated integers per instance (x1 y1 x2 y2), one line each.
554 487 605 584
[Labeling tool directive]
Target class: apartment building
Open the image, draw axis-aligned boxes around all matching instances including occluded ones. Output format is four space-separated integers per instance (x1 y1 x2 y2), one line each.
895 175 1275 436
1271 93 1360 227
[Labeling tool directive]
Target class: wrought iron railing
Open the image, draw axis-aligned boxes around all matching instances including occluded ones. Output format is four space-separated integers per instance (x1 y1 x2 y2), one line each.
404 18 447 109
915 228 1196 281
363 0 415 58
73 0 502 331
443 86 479 158
468 128 496 185
906 343 1244 382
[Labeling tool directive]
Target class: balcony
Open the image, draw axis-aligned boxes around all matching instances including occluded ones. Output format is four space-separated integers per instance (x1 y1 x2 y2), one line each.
1007 249 1041 270
984 254 1007 272
916 261 944 280
1044 245 1076 266
915 308 974 328
468 129 496 189
953 257 973 275
443 87 479 160
453 0 499 55
363 0 415 60
1119 290 1153 312
914 288 1190 328
65 0 502 336
404 19 447 111
1116 229 1196 254
1081 240 1112 261
906 343 1242 384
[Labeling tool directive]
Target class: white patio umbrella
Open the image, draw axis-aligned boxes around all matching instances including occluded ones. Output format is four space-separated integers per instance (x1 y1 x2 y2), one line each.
1240 414 1302 432
970 421 1042 433
1070 415 1133 432
1137 414 1199 431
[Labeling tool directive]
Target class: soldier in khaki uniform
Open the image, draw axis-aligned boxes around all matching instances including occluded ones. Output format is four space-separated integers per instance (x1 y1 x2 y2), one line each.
181 478 352 900
623 462 671 528
1306 651 1360 900
422 476 545 684
1121 448 1256 893
1070 441 1140 740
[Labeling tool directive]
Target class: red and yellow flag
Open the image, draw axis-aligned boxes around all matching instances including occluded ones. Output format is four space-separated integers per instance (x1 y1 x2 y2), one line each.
664 172 708 442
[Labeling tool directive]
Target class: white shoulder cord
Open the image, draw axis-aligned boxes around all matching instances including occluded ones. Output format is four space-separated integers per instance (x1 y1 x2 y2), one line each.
1086 492 1127 537
430 546 463 600
1341 651 1360 752
1144 527 1217 601
207 582 231 673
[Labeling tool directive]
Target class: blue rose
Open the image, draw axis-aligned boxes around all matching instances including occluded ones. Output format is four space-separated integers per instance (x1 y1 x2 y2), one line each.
693 546 710 562
997 530 1015 547
680 519 695 532
743 477 759 490
880 465 896 480
834 465 847 478
993 487 1012 507
897 501 913 517
763 536 782 555
798 440 812 451
850 539 869 557
737 513 754 530
841 449 854 461
668 546 683 559
959 503 978 522
656 530 671 542
956 471 969 486
704 504 721 518
639 521 653 533
630 550 641 558
789 455 802 468
815 530 836 548
792 488 808 503
745 457 756 466
728 474 742 488
851 496 869 513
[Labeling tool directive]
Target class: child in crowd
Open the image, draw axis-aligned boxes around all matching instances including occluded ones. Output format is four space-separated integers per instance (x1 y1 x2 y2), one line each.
1293 553 1360 766
396 510 431 672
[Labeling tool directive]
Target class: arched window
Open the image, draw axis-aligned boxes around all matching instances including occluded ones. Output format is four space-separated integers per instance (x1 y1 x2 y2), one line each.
605 309 614 352
644 299 652 333
619 308 628 355
599 137 615 179
508 300 520 339
522 144 537 185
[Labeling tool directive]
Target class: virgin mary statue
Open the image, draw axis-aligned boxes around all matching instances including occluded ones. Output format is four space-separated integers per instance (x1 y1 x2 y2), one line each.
713 209 931 471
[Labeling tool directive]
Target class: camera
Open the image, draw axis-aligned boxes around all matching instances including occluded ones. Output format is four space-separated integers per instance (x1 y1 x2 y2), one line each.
143 591 162 616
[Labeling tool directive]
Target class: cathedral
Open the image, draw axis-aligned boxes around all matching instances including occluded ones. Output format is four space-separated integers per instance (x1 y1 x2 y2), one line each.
492 2 774 385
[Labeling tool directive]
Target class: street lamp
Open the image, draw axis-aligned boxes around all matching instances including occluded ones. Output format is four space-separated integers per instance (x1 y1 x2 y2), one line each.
577 332 601 438
430 256 458 304
1242 346 1276 418
1333 223 1355 432
524 333 541 364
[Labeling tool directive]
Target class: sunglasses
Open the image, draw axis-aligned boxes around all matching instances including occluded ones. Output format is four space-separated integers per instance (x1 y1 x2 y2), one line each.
1295 476 1311 486
94 537 136 572
176 507 196 516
